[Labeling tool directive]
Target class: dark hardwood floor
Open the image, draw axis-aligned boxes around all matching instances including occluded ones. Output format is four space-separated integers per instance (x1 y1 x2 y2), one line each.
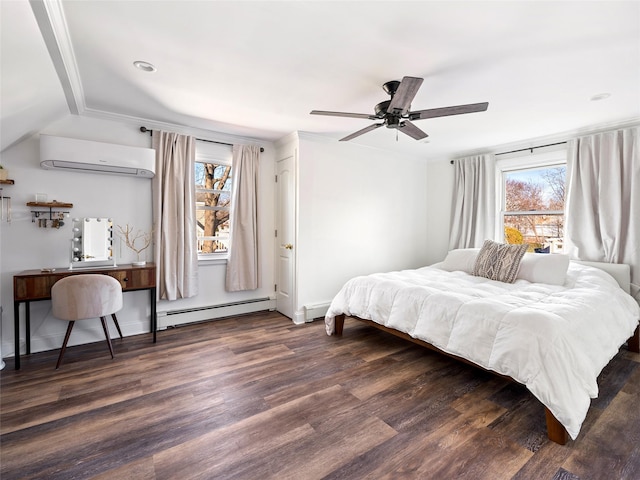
1 311 639 480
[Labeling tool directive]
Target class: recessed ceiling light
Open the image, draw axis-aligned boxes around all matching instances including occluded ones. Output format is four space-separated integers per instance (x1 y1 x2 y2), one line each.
590 93 611 101
133 61 157 73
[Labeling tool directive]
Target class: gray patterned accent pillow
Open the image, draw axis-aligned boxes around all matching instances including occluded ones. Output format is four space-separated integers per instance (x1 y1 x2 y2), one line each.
473 240 528 283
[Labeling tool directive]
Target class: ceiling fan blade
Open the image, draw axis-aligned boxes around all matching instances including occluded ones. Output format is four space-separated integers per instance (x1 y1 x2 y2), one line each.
409 102 489 121
398 121 429 140
310 110 377 120
340 123 384 141
387 76 424 116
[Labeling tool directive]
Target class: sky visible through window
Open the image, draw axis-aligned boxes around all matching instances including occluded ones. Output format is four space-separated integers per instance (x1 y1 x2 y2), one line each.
505 166 565 203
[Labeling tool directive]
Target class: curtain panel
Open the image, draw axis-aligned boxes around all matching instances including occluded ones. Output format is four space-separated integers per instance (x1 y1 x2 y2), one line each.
225 145 261 292
152 131 199 300
448 154 496 250
565 126 640 302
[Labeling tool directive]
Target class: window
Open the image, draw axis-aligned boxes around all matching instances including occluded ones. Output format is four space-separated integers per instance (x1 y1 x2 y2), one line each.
498 150 566 253
195 144 233 259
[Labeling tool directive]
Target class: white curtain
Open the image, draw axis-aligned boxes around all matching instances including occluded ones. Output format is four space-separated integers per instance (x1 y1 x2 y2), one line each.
448 154 496 250
565 126 640 302
225 145 261 291
152 131 199 300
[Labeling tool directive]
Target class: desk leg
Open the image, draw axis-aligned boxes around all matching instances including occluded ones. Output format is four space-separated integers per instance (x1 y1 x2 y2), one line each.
13 301 20 370
25 301 31 355
151 287 157 343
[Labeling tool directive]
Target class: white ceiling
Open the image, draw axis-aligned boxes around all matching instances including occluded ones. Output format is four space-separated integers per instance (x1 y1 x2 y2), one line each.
2 1 639 159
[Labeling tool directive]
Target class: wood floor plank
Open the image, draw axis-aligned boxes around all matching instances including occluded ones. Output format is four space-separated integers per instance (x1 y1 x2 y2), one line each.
90 457 157 480
0 378 143 434
562 390 640 479
328 396 510 479
511 441 573 480
1 311 638 480
429 427 533 480
1 379 228 478
153 384 397 480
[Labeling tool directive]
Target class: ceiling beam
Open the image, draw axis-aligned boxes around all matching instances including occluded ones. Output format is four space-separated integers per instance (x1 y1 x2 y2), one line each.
29 0 84 115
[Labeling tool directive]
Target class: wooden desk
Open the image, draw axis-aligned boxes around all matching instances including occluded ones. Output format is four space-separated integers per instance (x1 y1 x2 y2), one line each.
13 263 157 370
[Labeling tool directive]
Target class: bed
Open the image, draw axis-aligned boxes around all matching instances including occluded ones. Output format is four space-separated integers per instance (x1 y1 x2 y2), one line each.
325 246 640 445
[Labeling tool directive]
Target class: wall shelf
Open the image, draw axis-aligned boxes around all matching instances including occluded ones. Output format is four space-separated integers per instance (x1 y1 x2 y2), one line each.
27 201 73 208
0 179 15 185
27 201 73 228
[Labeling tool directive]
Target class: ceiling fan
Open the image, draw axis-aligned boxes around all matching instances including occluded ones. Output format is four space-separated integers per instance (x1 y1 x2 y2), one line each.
310 76 488 142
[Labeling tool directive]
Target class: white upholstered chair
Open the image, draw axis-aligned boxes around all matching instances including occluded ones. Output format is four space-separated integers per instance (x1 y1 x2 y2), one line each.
51 274 124 369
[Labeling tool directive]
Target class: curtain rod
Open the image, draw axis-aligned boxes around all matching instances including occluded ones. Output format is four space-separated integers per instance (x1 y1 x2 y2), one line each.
140 127 264 152
449 141 567 164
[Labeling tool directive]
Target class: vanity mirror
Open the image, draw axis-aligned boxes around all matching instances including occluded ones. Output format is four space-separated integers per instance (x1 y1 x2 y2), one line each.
70 217 115 269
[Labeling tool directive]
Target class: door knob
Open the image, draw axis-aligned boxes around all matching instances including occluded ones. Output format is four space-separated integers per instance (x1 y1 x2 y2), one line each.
284 244 293 250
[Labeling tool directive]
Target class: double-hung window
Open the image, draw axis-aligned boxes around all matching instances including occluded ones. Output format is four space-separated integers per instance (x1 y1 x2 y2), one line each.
195 143 233 260
497 149 566 252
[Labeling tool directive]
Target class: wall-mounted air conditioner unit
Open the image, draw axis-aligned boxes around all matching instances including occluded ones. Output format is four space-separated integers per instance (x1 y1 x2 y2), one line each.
40 134 156 178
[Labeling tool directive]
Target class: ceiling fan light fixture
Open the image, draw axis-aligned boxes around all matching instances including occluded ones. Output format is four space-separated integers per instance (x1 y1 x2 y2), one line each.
133 60 157 73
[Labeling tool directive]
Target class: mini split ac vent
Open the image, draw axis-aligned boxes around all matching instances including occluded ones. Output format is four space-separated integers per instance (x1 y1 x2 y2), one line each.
40 134 156 178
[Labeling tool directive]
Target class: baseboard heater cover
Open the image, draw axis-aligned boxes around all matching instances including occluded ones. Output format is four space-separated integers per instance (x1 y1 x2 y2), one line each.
158 297 276 329
304 302 331 321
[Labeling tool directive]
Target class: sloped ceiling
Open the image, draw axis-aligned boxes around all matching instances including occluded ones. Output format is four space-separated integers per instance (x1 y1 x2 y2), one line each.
0 0 68 152
2 1 639 158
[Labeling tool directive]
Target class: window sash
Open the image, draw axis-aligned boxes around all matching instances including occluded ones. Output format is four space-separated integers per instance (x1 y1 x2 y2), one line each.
496 149 567 251
197 205 230 212
503 210 563 216
195 156 232 258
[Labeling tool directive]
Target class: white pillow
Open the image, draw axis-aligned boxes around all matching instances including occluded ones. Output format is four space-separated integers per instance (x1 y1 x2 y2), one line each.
440 248 480 273
517 253 570 285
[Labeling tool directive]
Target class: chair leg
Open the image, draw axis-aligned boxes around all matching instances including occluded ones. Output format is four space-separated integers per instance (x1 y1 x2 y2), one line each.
111 313 124 339
100 316 115 359
56 321 75 369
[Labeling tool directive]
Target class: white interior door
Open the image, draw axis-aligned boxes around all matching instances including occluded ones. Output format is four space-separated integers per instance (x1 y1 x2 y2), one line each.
275 154 295 319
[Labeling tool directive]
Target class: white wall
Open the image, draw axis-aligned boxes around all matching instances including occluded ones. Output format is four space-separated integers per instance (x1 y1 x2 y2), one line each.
0 115 275 358
425 159 455 265
294 133 431 317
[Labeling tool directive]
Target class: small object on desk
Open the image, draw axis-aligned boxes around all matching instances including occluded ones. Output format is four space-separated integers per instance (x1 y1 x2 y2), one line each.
40 268 56 273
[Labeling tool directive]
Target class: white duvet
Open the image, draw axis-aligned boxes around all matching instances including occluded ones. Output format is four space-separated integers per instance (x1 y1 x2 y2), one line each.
325 262 640 439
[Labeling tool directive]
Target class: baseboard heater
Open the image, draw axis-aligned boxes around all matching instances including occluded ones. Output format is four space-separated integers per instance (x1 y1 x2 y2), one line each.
157 297 276 329
304 302 331 322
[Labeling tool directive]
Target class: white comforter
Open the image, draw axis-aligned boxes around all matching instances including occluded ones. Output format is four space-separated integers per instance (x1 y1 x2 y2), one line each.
325 263 640 439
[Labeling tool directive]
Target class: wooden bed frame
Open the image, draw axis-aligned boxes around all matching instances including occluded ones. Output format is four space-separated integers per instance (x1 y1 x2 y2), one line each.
333 314 640 445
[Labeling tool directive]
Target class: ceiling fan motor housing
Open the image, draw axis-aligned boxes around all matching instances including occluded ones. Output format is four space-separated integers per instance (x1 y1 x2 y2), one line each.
382 80 401 96
375 100 391 117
